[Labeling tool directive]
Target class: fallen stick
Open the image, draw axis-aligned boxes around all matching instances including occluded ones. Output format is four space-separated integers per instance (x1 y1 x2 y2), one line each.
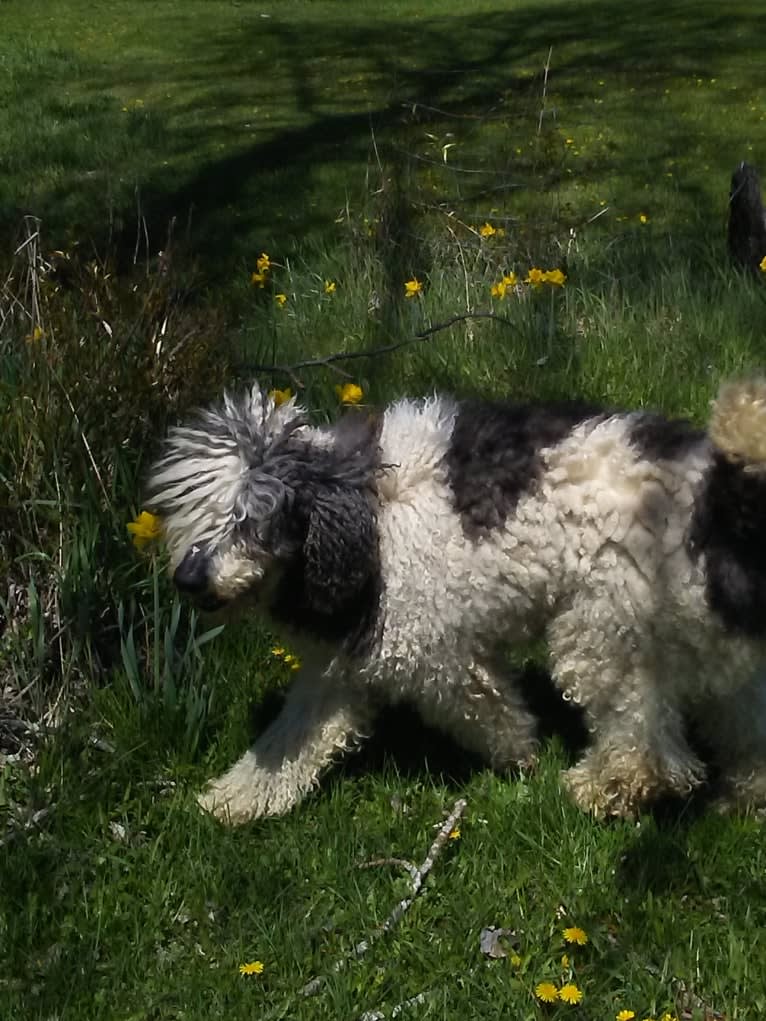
358 989 431 1021
300 797 467 998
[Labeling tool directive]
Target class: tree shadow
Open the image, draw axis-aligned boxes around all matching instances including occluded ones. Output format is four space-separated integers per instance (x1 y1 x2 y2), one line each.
4 0 764 273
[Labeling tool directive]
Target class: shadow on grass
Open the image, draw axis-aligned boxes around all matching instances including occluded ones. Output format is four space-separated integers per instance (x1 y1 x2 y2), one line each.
249 661 588 789
4 0 765 274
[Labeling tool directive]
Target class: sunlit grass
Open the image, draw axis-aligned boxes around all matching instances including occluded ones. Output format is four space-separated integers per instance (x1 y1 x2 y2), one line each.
3 0 766 1018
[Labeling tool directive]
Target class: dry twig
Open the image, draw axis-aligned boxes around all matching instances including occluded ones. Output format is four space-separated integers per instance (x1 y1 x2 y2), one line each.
235 313 513 385
300 798 467 998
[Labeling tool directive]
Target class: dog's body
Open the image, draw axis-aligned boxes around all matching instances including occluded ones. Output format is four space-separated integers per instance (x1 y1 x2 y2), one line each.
147 382 766 822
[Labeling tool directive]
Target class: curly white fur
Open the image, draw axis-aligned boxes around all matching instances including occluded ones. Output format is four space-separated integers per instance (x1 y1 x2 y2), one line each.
148 381 766 823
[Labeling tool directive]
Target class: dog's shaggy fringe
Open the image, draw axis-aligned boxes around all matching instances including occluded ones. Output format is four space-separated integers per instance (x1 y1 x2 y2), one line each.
145 378 766 823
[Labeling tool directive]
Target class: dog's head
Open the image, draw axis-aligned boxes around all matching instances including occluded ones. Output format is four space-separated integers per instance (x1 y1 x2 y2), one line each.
145 385 381 620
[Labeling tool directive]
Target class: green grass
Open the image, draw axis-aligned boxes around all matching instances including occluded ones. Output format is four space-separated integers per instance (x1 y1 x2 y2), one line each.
3 0 766 1017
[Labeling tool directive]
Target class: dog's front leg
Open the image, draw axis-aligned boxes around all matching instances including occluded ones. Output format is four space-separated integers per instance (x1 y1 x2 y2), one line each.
198 668 372 824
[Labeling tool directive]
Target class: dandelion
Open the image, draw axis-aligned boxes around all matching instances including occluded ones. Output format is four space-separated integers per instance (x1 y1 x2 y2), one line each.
324 280 337 294
559 983 583 1005
256 253 271 273
404 278 423 298
491 280 507 300
271 646 286 658
561 954 570 968
275 293 288 307
25 324 44 343
239 960 265 976
127 511 162 550
639 214 649 224
616 1011 636 1021
759 255 766 273
335 382 363 405
251 271 268 288
268 388 292 407
565 137 574 144
448 828 461 840
479 222 497 238
660 1015 678 1021
562 927 588 946
543 269 567 287
535 982 559 1003
525 267 545 287
502 272 517 287
283 653 302 671
509 953 522 968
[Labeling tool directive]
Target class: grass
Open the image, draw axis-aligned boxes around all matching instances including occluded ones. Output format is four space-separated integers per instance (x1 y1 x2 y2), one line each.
2 0 766 1017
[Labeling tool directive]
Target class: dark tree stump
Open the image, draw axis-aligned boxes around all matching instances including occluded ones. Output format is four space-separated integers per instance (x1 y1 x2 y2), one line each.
728 161 766 275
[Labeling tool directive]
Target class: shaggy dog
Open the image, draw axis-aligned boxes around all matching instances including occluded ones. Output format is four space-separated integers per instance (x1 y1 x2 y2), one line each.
145 379 766 824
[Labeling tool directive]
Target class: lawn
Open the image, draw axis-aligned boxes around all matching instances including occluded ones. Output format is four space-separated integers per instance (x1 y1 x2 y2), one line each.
2 0 766 1018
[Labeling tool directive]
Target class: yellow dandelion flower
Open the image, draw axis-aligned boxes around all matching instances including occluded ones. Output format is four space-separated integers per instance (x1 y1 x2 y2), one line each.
127 511 162 550
616 1011 636 1021
448 828 461 840
268 388 292 407
509 953 522 968
639 214 649 224
256 253 271 273
535 982 559 1003
335 382 363 405
479 222 497 238
271 646 286 658
289 659 301 671
239 960 265 976
561 953 570 968
759 255 766 272
251 271 268 288
404 278 423 298
559 983 583 1005
275 293 287 307
324 280 337 294
490 280 507 300
563 927 588 946
659 1015 678 1021
502 271 517 287
565 137 574 144
525 267 545 287
25 324 45 343
543 268 567 286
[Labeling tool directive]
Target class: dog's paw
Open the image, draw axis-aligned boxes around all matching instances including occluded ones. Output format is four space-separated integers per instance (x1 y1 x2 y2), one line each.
713 766 766 819
197 754 304 825
562 753 705 819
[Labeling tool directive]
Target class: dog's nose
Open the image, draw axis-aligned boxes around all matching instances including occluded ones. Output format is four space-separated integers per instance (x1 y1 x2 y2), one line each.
173 547 210 595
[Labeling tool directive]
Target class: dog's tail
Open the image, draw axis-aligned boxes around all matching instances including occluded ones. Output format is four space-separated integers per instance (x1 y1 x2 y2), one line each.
709 378 766 471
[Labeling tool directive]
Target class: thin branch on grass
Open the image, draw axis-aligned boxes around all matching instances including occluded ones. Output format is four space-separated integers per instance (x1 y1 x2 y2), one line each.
235 312 514 382
300 798 467 998
358 989 432 1021
357 857 420 883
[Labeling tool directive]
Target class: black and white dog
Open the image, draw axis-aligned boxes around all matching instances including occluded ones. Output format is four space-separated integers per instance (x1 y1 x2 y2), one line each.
146 379 766 822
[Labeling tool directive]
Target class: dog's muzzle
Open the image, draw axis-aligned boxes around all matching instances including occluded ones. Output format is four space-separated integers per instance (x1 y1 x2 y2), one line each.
173 547 225 611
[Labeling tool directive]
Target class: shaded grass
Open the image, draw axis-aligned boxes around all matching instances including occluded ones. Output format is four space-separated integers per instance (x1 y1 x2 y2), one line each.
2 0 766 1018
1 0 765 268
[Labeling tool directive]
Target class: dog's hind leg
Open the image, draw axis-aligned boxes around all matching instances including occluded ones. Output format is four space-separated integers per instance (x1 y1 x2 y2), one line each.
548 606 705 817
198 669 373 824
691 668 766 815
417 655 539 769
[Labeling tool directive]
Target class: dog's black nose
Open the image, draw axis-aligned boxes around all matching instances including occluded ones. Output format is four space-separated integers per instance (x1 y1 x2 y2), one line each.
173 547 210 595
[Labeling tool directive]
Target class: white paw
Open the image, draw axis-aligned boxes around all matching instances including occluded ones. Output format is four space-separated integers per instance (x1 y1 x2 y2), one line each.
197 754 305 825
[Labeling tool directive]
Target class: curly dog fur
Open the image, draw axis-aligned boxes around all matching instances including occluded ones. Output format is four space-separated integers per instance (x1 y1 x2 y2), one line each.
145 380 766 823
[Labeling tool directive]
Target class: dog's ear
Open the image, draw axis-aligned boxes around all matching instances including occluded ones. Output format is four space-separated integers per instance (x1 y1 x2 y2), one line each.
303 486 378 614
